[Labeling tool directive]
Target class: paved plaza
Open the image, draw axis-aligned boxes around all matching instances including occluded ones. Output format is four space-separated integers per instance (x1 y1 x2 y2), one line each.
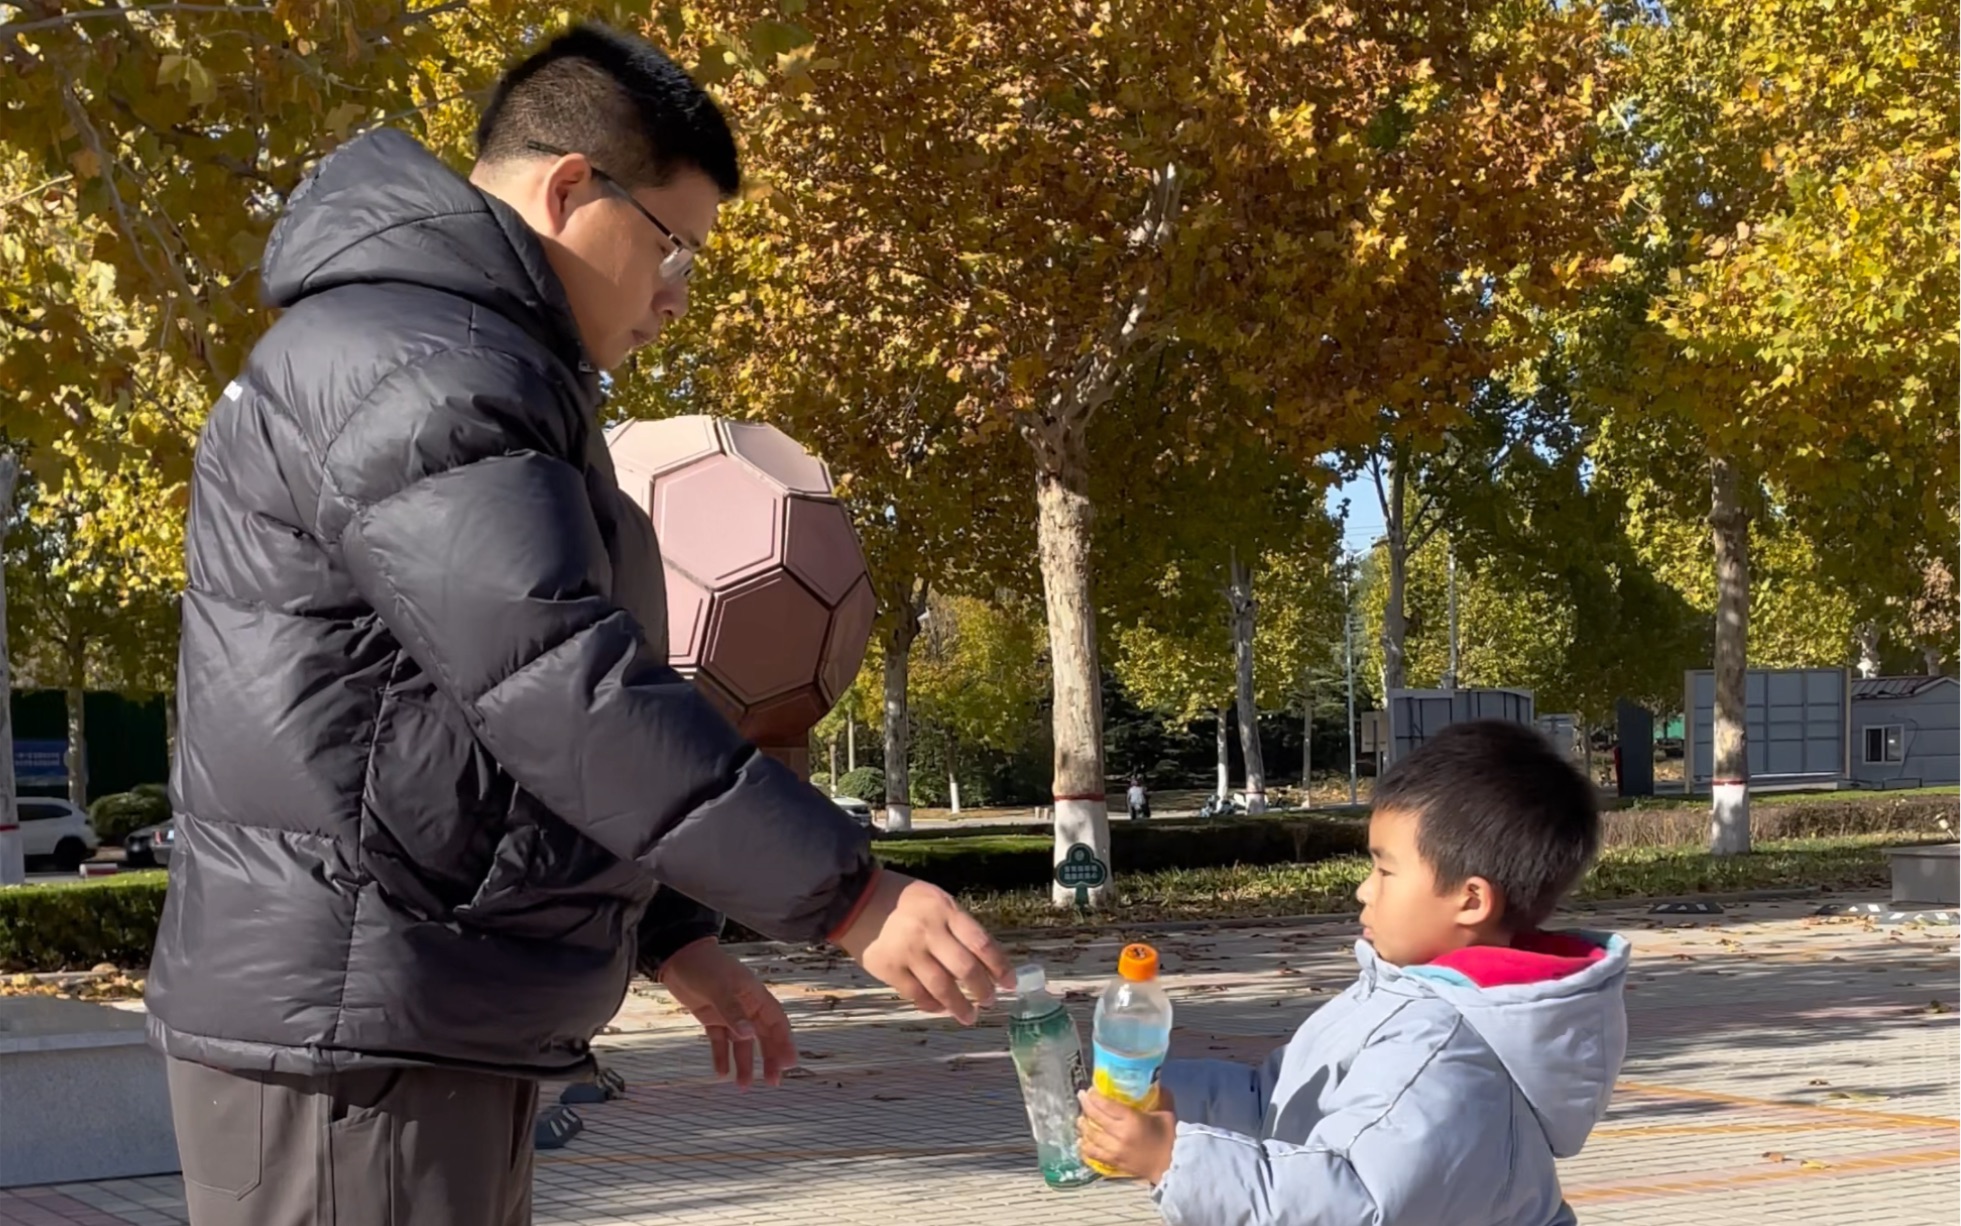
3 896 1956 1225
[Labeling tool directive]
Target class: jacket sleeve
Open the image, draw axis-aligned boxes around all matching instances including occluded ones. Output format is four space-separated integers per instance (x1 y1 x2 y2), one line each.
321 347 875 943
1152 1013 1513 1226
1158 1052 1287 1137
636 887 726 977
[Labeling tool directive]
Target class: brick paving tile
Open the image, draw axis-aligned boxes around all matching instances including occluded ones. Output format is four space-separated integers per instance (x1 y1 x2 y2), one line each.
3 896 1955 1225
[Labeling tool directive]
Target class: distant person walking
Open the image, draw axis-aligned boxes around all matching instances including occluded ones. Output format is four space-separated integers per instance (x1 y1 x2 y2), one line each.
1127 778 1152 822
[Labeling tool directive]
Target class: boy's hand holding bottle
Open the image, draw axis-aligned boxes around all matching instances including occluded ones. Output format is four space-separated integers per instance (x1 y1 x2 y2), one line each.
1076 1085 1178 1184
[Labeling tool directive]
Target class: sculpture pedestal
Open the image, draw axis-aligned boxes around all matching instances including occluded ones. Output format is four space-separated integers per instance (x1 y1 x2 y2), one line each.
1888 843 1959 906
0 997 179 1187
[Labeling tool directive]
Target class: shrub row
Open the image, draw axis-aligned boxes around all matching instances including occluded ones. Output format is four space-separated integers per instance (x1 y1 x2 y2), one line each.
0 817 1364 971
876 817 1365 894
7 796 1947 972
0 874 171 972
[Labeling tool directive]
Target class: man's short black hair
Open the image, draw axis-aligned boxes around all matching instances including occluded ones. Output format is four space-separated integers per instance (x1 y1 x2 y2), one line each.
1374 719 1601 931
477 23 740 197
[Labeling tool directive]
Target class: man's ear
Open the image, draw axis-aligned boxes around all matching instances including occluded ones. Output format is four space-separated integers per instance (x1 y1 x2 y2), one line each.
524 154 595 236
1453 875 1502 931
541 157 591 234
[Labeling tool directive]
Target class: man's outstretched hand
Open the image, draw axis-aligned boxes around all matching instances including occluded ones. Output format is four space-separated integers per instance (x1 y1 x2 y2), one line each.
657 937 797 1090
832 870 1014 1024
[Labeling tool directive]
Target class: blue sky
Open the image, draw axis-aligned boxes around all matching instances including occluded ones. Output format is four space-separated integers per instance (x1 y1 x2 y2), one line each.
1327 472 1386 559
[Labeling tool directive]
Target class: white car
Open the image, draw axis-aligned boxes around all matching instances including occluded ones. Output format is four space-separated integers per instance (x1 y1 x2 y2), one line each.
13 797 101 870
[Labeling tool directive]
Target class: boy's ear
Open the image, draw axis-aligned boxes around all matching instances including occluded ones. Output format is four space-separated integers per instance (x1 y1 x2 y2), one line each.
1453 875 1502 931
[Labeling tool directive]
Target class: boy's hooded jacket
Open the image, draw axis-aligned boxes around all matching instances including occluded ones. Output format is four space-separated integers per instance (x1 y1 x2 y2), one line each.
1154 933 1629 1226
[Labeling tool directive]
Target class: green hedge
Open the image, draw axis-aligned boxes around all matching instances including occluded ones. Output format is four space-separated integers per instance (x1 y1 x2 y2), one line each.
0 873 169 972
834 767 885 803
0 818 1367 971
875 817 1366 895
88 788 172 844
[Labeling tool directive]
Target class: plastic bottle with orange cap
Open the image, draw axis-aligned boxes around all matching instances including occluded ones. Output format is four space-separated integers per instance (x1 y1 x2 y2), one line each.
1084 942 1174 1177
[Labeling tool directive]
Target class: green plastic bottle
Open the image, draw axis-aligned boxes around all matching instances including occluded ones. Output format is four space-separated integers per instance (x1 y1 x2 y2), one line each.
1005 964 1100 1188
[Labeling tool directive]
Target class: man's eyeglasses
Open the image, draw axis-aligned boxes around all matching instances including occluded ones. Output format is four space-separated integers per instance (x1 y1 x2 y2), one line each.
525 141 695 282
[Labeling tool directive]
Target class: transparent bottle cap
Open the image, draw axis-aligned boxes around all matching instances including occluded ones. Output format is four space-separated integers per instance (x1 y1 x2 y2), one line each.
1014 964 1046 995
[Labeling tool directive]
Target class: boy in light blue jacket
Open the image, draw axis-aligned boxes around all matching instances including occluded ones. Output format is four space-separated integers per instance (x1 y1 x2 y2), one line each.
1079 719 1627 1225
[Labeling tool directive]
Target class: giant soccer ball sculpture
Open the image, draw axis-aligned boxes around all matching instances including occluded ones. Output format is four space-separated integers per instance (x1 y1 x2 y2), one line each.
607 417 875 781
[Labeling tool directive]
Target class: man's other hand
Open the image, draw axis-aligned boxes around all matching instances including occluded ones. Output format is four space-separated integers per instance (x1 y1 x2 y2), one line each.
657 937 796 1089
831 870 1015 1025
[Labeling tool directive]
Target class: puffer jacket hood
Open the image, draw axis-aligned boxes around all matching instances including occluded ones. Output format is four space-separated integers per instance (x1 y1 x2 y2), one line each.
260 129 586 375
147 128 874 1080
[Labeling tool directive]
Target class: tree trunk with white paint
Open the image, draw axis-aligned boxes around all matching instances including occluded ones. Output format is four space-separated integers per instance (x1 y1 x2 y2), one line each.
65 634 88 809
1036 435 1111 908
1215 707 1231 802
0 453 21 885
1922 644 1943 677
1227 552 1267 814
881 603 922 832
1027 160 1180 907
946 732 962 816
1708 455 1751 855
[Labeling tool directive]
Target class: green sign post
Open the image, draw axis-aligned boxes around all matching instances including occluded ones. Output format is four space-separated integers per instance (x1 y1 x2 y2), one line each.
1054 843 1109 915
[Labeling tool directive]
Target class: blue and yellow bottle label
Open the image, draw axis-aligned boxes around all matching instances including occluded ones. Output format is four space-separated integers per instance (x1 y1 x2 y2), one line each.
1086 1045 1163 1176
1090 1044 1163 1109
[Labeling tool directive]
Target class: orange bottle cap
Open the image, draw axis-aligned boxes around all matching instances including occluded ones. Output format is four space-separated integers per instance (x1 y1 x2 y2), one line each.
1118 943 1160 981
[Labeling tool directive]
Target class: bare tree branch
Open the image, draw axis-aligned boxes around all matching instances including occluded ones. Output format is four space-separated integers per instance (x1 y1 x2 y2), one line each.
1015 160 1184 456
1 4 270 38
1 173 74 212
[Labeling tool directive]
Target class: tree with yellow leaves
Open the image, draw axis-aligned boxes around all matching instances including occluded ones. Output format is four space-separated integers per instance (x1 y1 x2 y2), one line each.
651 0 1623 902
1586 0 1956 851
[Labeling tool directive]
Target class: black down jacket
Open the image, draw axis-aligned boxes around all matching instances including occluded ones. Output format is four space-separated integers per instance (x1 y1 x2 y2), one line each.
146 129 876 1078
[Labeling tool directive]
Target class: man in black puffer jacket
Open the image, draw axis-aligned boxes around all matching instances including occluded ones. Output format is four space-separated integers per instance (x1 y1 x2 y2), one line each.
148 24 1011 1226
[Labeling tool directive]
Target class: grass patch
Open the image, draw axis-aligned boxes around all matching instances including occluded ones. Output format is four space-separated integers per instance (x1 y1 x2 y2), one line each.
955 833 1948 932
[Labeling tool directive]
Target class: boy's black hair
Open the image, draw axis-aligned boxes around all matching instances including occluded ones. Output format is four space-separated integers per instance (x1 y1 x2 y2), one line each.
1373 719 1601 930
476 23 740 197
